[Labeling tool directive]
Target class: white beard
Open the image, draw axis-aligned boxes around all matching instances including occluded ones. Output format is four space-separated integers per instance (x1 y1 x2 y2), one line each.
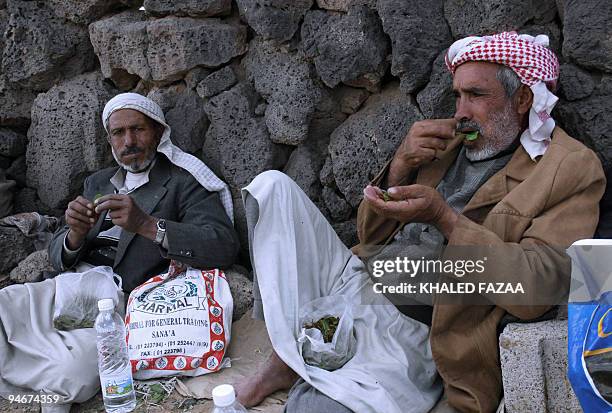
465 102 522 162
111 146 156 173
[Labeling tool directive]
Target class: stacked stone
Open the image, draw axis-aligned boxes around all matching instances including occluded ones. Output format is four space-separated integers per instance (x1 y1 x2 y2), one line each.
0 0 609 276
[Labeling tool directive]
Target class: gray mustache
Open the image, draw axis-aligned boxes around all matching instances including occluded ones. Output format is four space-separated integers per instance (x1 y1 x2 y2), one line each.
457 120 481 132
121 147 144 156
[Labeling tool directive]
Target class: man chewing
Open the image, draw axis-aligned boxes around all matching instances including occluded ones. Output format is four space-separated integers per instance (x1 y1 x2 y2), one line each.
235 32 605 413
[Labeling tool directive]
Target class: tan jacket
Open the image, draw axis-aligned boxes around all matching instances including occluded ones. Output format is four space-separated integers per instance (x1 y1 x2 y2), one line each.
354 127 606 413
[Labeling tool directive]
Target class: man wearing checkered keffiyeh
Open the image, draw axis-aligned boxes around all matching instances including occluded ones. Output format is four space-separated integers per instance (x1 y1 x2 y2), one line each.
234 31 606 413
445 31 560 160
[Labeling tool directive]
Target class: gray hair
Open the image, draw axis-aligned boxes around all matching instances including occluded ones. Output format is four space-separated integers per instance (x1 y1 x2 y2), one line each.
496 65 522 97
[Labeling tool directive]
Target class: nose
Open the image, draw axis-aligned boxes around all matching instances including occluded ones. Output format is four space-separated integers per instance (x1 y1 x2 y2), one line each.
454 96 472 123
124 128 137 146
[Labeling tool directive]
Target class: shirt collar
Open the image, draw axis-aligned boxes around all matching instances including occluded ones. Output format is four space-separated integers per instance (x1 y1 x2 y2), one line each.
110 157 157 194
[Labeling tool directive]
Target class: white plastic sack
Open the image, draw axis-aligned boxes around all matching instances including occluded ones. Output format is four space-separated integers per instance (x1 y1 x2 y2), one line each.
297 295 356 371
126 262 233 379
53 266 124 331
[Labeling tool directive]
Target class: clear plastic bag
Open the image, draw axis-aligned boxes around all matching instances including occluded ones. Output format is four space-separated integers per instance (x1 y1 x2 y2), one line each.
297 295 356 371
53 266 124 331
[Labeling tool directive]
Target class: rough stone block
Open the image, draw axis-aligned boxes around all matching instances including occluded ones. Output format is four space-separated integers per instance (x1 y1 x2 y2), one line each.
0 128 26 158
49 0 143 25
329 82 422 207
2 0 95 90
559 63 595 102
26 72 117 210
301 6 389 89
202 82 289 189
164 91 209 154
319 156 335 187
444 0 557 39
500 320 581 412
332 86 370 115
332 219 358 248
6 155 25 187
562 0 612 72
315 0 376 12
90 12 247 84
146 83 185 113
284 144 325 202
12 187 57 215
143 0 231 17
89 10 151 85
555 76 612 171
0 226 35 275
0 9 7 56
417 49 455 119
196 66 237 98
225 265 253 321
146 17 247 81
145 81 206 155
0 77 36 127
244 38 324 146
322 186 352 222
379 0 451 93
0 155 10 169
184 67 211 91
9 250 53 284
236 0 312 42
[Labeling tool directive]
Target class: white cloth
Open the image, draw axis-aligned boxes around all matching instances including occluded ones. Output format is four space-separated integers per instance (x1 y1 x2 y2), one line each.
0 279 99 410
446 32 560 160
102 93 234 223
242 170 442 413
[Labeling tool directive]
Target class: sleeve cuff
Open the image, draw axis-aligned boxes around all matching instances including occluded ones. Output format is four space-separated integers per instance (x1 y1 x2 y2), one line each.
61 232 82 268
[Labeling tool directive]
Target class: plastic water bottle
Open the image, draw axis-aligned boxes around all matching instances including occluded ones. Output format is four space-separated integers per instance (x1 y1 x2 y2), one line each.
95 298 136 413
211 385 248 412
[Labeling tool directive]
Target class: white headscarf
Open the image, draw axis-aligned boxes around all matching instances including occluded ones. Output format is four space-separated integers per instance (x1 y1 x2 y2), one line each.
102 93 234 223
446 32 560 160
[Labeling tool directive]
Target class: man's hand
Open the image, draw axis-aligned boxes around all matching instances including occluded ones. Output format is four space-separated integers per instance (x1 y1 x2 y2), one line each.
388 119 456 186
363 184 459 238
65 196 97 250
94 194 157 240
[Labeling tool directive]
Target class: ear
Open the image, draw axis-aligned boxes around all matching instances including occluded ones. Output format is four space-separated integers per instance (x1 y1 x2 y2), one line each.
514 84 533 115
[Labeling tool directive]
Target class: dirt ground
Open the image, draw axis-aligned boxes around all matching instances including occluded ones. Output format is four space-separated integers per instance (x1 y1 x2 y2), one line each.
0 387 218 413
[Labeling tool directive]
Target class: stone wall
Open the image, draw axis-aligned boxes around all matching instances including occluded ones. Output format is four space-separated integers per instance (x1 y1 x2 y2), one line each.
0 0 610 261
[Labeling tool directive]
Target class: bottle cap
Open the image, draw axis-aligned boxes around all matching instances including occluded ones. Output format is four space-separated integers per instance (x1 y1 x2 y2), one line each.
212 384 236 407
97 298 114 311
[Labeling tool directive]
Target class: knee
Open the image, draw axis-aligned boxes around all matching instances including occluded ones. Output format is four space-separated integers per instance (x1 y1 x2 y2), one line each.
249 170 299 197
252 170 293 187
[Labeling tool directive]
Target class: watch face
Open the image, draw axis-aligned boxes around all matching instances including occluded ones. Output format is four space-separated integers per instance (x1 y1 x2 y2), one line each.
158 219 166 230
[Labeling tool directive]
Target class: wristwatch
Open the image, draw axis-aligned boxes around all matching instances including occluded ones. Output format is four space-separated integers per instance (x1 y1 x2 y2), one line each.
154 218 166 245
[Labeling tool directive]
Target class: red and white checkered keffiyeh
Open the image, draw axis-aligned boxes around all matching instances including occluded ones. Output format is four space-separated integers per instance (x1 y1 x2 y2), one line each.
445 31 560 160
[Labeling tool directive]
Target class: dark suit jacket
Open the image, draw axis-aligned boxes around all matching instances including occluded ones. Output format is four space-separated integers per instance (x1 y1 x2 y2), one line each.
49 155 240 292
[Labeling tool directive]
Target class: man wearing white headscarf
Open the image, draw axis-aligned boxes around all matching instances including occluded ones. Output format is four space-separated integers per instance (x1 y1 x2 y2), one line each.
0 93 239 412
236 32 605 413
48 92 239 291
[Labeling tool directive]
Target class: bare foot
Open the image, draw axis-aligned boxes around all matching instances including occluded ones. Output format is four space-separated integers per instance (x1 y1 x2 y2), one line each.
234 350 299 407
